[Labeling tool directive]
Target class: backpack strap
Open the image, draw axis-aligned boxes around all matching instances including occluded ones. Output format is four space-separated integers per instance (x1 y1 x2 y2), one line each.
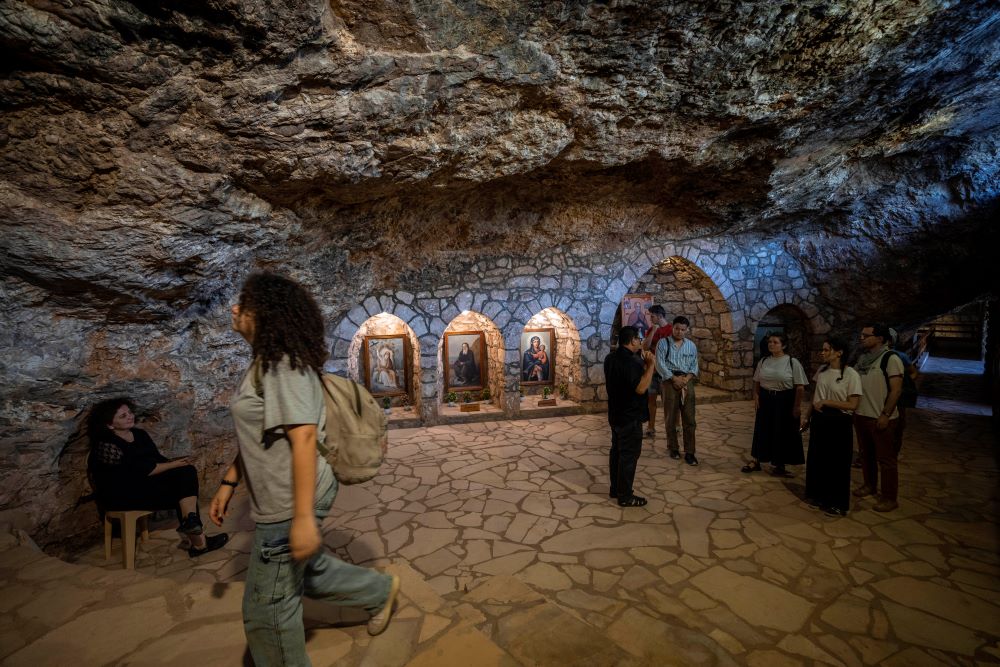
251 357 263 397
879 350 901 393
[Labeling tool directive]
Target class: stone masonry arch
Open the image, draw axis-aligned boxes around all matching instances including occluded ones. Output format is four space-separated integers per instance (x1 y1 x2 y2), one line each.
438 311 505 408
612 255 743 392
522 307 583 401
347 313 421 413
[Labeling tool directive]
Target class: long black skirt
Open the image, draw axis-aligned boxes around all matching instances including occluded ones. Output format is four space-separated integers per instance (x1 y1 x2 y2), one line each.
751 389 804 465
804 409 853 512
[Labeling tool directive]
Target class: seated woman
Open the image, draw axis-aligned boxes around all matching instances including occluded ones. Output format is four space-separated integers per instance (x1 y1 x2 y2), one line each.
87 397 228 557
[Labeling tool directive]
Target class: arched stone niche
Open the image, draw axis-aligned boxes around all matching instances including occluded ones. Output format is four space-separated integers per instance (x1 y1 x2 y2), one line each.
347 313 421 413
614 256 740 391
754 304 820 377
438 311 505 407
523 307 582 400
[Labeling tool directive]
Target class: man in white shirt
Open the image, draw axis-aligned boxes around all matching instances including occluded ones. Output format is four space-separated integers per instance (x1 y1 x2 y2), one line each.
852 323 904 512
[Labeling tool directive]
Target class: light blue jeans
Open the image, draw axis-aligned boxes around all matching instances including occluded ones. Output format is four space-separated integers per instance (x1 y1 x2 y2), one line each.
243 480 393 666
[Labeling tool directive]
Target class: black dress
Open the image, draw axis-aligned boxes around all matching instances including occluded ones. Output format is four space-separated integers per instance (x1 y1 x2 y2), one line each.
89 428 199 518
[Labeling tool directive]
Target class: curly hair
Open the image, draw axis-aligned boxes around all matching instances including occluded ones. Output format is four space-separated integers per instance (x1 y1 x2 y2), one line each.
238 272 327 374
88 397 135 443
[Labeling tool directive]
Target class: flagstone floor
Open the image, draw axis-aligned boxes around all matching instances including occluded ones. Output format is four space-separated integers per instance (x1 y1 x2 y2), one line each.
2 395 998 665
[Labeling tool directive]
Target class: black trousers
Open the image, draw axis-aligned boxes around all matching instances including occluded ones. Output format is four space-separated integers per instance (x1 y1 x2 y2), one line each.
805 410 853 512
104 465 200 521
610 421 643 497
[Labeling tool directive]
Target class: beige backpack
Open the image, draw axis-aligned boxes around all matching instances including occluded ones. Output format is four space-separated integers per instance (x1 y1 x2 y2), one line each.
252 360 388 484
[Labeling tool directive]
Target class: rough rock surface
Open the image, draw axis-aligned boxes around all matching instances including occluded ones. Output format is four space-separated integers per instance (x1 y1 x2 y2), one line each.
1 1 999 546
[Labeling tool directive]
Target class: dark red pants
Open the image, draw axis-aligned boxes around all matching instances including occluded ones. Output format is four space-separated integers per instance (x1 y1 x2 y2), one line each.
853 416 899 501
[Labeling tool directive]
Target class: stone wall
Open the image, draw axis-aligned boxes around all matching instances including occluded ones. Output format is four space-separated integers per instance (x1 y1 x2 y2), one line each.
327 236 832 420
621 256 736 390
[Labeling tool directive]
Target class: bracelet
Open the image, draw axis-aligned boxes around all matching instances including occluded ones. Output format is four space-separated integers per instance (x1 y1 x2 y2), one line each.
220 479 238 488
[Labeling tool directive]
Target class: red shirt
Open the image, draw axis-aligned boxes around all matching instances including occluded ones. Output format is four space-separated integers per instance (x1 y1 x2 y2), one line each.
648 324 673 353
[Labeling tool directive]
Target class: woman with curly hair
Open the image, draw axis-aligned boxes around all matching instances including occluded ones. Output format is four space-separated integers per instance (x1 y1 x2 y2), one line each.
210 271 399 665
87 397 228 557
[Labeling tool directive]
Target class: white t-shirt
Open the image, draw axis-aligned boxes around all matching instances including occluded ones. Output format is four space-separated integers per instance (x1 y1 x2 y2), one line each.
812 366 863 414
856 350 904 419
753 355 808 391
231 356 335 523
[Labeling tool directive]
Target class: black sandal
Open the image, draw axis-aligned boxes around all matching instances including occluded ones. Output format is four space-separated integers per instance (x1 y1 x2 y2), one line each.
617 495 648 507
741 461 761 473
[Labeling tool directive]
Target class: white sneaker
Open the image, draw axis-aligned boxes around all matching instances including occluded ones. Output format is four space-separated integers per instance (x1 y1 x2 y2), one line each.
367 574 401 636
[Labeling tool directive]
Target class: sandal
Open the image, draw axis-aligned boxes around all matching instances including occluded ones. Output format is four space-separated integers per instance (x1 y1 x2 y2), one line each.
617 495 648 507
741 461 761 473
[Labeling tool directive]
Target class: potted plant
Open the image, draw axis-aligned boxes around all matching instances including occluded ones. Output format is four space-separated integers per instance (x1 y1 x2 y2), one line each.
402 394 412 411
446 391 458 407
462 391 472 404
480 387 491 402
558 382 569 400
518 385 525 402
382 396 392 414
542 386 552 400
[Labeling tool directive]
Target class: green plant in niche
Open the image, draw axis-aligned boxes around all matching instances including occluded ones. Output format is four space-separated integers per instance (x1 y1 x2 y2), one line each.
542 386 552 399
382 397 391 410
446 391 458 405
401 394 411 410
480 387 491 401
462 391 472 404
518 384 524 397
558 382 569 399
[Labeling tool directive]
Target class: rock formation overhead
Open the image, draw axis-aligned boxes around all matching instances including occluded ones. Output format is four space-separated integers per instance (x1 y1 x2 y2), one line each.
1 1 998 546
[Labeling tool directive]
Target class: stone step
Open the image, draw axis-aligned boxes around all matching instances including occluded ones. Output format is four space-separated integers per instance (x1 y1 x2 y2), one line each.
0 526 518 667
452 573 745 667
452 574 643 666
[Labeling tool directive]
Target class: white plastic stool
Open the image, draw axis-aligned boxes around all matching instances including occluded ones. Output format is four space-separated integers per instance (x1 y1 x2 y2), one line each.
103 510 152 569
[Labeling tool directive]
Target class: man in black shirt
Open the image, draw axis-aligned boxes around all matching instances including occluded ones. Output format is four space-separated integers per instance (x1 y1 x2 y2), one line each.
604 325 656 507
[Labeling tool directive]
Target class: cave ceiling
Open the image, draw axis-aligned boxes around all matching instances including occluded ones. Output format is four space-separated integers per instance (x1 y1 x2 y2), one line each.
2 0 999 326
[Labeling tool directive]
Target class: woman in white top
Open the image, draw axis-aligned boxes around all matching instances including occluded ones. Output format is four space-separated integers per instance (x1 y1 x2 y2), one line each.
801 336 862 516
744 333 808 476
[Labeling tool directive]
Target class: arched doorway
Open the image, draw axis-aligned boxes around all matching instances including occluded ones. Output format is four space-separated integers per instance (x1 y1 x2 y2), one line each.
754 304 815 376
613 256 739 391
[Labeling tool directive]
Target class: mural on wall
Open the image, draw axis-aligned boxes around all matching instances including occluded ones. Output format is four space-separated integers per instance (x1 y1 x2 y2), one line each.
621 293 654 339
521 328 555 385
364 334 409 397
443 331 486 392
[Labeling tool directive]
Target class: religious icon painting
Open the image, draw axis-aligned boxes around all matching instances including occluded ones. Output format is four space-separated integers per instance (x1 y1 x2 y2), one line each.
443 331 486 393
363 334 409 398
520 328 555 385
621 293 654 340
